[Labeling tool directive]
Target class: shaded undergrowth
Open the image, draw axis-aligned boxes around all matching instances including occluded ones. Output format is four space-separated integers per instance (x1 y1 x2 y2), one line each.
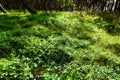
0 11 120 80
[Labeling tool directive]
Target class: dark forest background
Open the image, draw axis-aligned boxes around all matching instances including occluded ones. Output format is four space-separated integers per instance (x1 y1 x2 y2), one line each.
0 0 120 13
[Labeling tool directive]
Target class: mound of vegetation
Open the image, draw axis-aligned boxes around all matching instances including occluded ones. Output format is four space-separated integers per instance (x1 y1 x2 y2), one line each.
0 11 120 80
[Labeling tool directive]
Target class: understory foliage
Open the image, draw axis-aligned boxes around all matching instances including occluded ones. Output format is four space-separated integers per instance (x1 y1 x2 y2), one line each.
0 11 120 80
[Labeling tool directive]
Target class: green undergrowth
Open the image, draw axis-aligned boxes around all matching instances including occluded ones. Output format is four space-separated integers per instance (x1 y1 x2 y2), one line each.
0 11 120 80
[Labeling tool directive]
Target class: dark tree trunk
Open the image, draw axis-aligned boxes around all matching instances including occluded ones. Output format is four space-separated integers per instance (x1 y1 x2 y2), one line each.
101 1 107 12
17 0 37 14
0 3 7 13
114 0 119 11
43 0 47 11
117 1 120 11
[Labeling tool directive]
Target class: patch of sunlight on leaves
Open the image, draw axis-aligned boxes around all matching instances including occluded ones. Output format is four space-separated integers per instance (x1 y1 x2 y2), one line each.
91 26 120 46
0 58 20 66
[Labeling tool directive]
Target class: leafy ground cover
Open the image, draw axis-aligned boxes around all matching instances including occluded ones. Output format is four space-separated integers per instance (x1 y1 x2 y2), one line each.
0 11 120 80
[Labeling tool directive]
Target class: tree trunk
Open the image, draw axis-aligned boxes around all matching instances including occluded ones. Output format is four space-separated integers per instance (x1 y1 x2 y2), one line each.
117 1 120 11
0 3 7 13
114 0 119 11
17 0 37 14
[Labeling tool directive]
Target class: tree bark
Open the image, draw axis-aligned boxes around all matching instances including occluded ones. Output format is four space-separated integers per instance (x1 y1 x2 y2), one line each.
114 0 119 11
17 0 37 14
0 3 7 13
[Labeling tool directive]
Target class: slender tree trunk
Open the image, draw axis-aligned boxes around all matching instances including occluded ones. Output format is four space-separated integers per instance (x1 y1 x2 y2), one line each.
43 0 47 11
101 1 106 12
17 0 37 14
114 0 119 11
0 3 7 13
117 1 120 11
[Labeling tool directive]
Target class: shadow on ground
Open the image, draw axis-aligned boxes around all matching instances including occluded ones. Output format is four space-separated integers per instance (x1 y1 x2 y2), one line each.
108 43 120 56
94 12 120 35
0 12 73 66
0 12 60 31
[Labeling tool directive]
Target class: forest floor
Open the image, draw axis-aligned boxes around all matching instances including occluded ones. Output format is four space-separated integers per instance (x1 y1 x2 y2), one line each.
0 11 120 79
